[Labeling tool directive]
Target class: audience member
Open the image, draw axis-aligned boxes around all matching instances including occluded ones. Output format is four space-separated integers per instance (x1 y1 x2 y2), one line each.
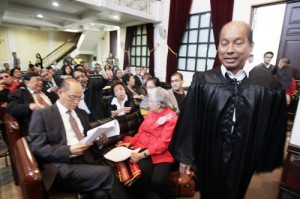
168 72 187 114
61 65 73 79
277 57 295 105
73 54 83 64
91 56 98 71
12 52 21 69
123 66 131 75
63 53 73 65
35 53 43 69
113 69 123 81
117 87 178 199
29 78 129 199
27 63 40 73
94 63 102 75
0 71 21 102
7 72 57 136
134 66 143 90
106 53 114 66
3 63 10 72
255 51 278 75
40 69 62 100
10 68 23 83
108 81 137 117
46 66 56 78
169 21 287 199
123 73 144 107
73 69 111 121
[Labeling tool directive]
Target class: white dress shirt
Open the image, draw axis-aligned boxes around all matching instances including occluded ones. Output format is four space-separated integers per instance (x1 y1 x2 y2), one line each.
56 101 84 145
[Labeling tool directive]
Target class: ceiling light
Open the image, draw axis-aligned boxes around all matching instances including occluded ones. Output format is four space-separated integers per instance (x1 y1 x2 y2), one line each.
52 2 59 7
64 29 80 32
37 14 43 18
112 16 119 20
90 23 95 26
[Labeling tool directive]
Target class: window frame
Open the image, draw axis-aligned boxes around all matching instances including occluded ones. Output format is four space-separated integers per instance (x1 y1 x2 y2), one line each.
130 25 150 68
178 11 215 72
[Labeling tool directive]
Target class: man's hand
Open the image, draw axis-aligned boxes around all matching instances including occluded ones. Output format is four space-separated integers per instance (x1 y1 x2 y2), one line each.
70 143 92 155
29 103 43 110
116 141 131 148
180 162 192 175
94 133 108 145
49 85 59 92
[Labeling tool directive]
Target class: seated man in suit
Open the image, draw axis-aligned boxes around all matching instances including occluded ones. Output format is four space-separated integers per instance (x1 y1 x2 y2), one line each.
7 72 57 136
40 69 62 99
73 69 112 121
29 78 128 199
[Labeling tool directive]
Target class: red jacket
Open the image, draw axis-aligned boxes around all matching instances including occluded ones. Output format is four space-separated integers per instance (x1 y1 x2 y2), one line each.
124 107 178 164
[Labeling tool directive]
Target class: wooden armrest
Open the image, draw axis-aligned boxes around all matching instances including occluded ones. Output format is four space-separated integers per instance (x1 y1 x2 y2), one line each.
14 137 44 199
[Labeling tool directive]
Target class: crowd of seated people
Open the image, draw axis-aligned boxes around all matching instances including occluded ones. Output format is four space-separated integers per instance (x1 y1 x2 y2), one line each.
1 55 188 198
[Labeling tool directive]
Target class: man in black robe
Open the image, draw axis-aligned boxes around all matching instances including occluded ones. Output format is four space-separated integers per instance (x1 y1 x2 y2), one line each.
169 21 287 199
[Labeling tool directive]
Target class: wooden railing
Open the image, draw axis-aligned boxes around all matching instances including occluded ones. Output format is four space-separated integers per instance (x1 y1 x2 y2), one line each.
42 33 81 67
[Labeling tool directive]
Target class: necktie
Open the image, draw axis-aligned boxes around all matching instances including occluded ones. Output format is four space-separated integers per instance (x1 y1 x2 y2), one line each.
34 92 49 107
66 110 84 141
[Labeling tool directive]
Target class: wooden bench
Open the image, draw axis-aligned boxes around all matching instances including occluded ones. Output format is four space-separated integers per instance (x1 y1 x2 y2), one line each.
1 103 143 199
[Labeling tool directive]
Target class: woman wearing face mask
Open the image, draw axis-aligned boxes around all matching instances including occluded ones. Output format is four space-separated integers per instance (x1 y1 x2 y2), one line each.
108 81 137 117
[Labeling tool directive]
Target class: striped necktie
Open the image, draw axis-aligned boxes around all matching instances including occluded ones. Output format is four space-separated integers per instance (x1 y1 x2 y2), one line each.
34 92 49 107
66 110 84 141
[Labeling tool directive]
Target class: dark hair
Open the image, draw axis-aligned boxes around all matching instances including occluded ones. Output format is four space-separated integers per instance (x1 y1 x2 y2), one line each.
146 77 160 87
111 80 125 96
122 73 134 85
46 66 53 70
171 72 183 80
248 54 254 58
93 56 97 61
74 64 84 71
10 68 21 76
23 72 40 81
29 63 34 68
264 51 274 57
73 68 87 77
0 70 10 76
62 65 74 75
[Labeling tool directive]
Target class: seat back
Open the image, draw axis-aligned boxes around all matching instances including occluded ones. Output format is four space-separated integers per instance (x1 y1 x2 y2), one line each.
14 137 45 199
0 102 22 184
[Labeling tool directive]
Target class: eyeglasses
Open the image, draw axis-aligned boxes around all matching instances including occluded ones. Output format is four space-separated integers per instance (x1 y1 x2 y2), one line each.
74 74 87 80
65 93 83 101
171 79 182 83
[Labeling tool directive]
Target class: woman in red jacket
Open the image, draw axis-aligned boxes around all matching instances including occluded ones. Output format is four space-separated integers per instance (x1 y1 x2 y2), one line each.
117 87 178 199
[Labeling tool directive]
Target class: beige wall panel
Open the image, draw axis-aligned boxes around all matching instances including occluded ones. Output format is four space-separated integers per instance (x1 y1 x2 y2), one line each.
0 28 9 63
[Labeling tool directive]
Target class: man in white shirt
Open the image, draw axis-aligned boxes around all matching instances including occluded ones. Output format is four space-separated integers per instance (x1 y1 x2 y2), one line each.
29 78 128 198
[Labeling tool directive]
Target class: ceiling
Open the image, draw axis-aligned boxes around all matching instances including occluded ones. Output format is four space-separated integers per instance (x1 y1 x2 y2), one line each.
0 0 159 32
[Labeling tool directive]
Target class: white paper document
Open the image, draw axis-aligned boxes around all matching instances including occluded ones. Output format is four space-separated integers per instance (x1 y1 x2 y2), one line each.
104 146 141 162
79 120 120 144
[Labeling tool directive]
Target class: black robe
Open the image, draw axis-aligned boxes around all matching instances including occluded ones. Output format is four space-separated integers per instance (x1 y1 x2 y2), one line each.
169 67 287 199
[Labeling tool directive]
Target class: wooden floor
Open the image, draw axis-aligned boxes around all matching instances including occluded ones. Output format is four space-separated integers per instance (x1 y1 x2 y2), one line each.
0 136 295 199
0 157 291 199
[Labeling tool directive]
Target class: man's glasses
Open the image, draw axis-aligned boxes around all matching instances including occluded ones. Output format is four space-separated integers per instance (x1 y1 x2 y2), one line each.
171 79 182 83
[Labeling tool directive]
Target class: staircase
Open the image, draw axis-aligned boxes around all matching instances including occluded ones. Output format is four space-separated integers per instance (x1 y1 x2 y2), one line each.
42 33 81 67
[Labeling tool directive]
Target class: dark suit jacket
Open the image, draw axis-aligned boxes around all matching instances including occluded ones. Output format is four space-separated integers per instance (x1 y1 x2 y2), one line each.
134 75 143 89
7 87 57 136
256 63 278 75
29 105 91 190
84 77 109 120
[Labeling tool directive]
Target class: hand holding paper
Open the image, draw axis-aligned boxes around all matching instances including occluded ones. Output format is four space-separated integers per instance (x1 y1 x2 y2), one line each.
79 120 120 144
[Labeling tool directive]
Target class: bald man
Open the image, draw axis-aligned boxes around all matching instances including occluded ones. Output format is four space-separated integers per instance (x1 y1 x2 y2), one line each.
169 21 287 199
29 78 128 199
